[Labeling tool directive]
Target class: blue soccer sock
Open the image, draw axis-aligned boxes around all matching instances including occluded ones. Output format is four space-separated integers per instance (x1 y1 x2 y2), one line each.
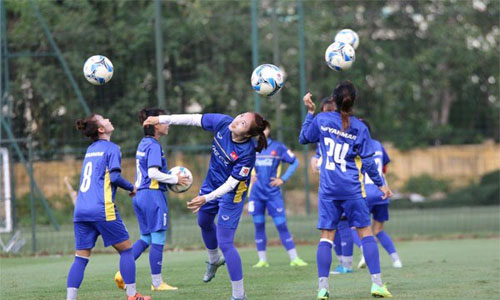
132 239 149 260
333 230 343 265
351 228 362 249
149 243 164 275
119 248 136 285
276 223 295 251
317 238 333 278
253 218 267 252
361 236 382 286
376 230 397 256
67 255 89 289
198 211 218 250
338 222 353 268
217 226 243 281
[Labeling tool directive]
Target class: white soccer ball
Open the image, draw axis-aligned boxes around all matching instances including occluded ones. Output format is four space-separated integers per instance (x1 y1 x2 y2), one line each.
334 29 359 50
83 55 114 85
167 166 193 193
324 42 356 72
251 64 285 97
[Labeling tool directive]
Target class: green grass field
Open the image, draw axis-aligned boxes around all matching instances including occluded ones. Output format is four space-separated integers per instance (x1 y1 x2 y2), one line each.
1 238 499 299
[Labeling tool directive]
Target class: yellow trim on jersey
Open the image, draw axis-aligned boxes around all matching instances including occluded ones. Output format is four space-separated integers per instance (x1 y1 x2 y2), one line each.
233 181 248 203
149 179 159 189
354 156 366 198
276 161 283 178
247 169 256 198
104 168 116 221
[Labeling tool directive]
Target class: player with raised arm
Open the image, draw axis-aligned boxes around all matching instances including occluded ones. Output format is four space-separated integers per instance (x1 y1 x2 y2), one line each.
248 121 307 268
66 114 149 300
114 108 191 292
299 80 393 299
143 112 267 300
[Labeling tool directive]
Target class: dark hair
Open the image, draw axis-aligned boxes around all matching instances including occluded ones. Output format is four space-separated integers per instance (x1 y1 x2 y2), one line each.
320 97 335 112
332 80 357 131
359 118 371 134
139 108 166 136
75 114 99 141
248 112 269 152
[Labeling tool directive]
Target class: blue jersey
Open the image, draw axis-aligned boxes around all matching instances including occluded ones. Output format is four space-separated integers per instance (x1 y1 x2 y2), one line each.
300 111 378 201
135 137 167 191
249 138 296 200
364 139 390 205
200 114 256 203
74 140 123 222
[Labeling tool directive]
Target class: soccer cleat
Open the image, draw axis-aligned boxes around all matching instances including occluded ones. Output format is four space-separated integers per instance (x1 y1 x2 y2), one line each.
330 265 353 274
290 257 308 267
126 293 151 300
357 255 366 269
317 288 330 300
114 271 125 290
230 294 248 300
392 259 403 268
252 260 270 268
203 256 226 282
151 281 178 291
371 283 392 298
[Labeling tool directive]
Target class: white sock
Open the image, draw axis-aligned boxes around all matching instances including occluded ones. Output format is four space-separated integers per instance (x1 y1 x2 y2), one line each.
342 256 353 269
390 252 400 262
371 273 383 287
207 248 220 264
318 277 329 290
337 255 344 266
231 279 245 299
125 283 137 297
66 287 78 300
151 273 162 288
288 248 298 261
257 250 267 262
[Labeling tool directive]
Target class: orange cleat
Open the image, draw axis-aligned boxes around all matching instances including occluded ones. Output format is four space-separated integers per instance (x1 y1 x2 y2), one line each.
127 293 151 300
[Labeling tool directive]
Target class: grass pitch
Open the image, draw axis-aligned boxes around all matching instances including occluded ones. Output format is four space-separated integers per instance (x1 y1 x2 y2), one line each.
1 238 499 299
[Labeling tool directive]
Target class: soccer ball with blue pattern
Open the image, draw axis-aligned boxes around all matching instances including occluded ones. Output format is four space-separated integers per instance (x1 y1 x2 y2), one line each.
167 166 193 193
334 29 359 50
324 42 355 72
251 64 285 97
83 55 114 85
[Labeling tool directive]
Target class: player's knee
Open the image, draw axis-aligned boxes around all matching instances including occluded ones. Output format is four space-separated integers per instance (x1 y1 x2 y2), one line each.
140 234 152 245
272 216 286 226
252 214 265 225
151 230 166 245
197 212 215 229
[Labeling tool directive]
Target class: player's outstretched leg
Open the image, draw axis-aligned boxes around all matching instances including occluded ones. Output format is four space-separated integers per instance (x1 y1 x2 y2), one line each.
317 237 333 299
272 217 307 267
373 220 402 268
119 248 151 300
115 235 151 290
66 254 89 300
218 226 246 300
252 214 269 268
198 210 225 282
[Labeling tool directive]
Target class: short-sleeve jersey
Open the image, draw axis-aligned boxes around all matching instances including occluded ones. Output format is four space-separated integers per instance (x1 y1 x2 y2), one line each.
249 138 296 201
364 139 390 205
200 114 256 203
300 111 374 200
74 140 123 222
135 137 167 191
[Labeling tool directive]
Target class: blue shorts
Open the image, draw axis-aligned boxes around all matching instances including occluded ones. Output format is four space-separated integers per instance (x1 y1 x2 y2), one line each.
369 203 389 222
248 197 286 218
199 195 245 229
133 189 168 235
317 198 371 230
74 218 129 250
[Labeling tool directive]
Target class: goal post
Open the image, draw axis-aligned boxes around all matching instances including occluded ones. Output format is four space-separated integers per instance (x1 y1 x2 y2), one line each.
0 147 13 233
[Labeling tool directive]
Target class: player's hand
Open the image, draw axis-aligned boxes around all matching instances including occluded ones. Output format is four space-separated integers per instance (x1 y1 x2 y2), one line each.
310 157 319 173
378 185 393 200
187 195 207 213
177 174 191 186
129 186 137 197
270 177 284 187
143 116 160 126
303 92 316 114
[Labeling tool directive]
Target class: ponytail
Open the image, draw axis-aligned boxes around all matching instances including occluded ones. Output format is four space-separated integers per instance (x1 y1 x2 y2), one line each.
75 114 99 141
332 80 357 131
248 113 269 152
139 108 166 136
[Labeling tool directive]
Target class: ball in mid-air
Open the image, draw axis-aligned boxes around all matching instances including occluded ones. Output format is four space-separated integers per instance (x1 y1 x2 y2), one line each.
83 55 114 85
334 29 359 50
251 64 285 97
325 42 355 72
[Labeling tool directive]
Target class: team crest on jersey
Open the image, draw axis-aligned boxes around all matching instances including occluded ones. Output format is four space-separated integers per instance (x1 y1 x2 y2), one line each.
239 166 250 177
217 132 223 139
271 150 277 156
230 151 239 160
